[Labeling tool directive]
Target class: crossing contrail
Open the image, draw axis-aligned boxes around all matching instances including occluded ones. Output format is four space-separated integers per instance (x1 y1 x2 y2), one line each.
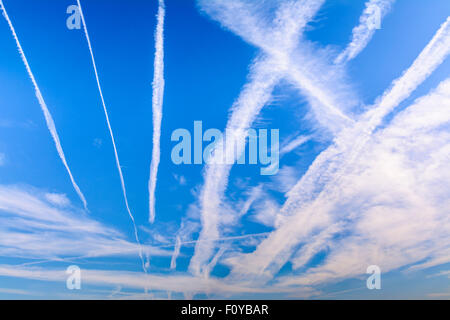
148 0 166 223
228 16 450 279
189 0 329 277
76 0 146 272
0 0 87 209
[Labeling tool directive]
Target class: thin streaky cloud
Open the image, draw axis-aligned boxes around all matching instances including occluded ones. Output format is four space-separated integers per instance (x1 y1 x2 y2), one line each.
0 0 447 300
190 0 349 276
289 16 450 225
166 232 269 248
148 0 166 223
0 184 172 260
0 0 88 210
285 48 357 132
283 16 450 212
275 77 450 286
76 0 146 273
280 135 310 155
188 56 282 276
170 236 181 270
190 0 323 276
227 17 450 280
290 222 343 270
0 264 318 297
335 0 395 64
365 16 450 125
200 0 356 131
203 246 227 278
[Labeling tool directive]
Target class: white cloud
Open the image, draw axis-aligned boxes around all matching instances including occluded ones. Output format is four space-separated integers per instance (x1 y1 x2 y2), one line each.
1 0 87 209
335 0 395 64
251 198 280 228
0 264 318 298
76 0 146 272
0 184 172 260
190 0 357 277
225 18 450 282
173 174 187 186
44 193 71 207
270 166 301 194
253 78 450 287
148 0 166 224
280 135 311 155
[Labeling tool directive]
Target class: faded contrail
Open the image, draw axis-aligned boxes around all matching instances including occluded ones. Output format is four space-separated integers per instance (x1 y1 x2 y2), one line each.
170 236 181 270
148 0 166 223
228 17 450 279
0 0 87 209
76 0 146 272
188 57 281 276
189 0 328 277
155 231 270 249
335 0 395 64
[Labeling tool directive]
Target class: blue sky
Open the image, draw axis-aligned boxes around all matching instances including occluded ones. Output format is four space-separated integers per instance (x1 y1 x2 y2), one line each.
0 0 449 299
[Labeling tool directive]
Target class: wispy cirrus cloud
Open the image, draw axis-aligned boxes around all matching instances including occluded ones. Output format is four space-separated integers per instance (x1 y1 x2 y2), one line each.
44 193 71 207
0 263 319 298
335 0 395 64
1 0 448 300
277 78 450 286
200 0 356 130
279 134 311 155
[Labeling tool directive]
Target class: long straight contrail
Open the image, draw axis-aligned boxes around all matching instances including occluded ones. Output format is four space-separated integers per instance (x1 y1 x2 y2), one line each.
76 0 146 272
148 0 165 223
0 0 87 209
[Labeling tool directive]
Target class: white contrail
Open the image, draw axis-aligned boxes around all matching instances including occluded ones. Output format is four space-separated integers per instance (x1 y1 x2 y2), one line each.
365 16 450 124
335 0 395 64
228 16 450 279
156 231 270 249
280 135 311 155
170 236 181 270
148 0 165 223
200 0 354 130
189 57 281 276
282 16 450 214
0 0 87 209
189 0 329 276
200 0 354 131
76 0 146 272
